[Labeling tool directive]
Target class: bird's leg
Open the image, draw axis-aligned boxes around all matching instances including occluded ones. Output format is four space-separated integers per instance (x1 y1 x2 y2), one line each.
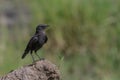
35 51 45 60
30 51 35 62
34 51 40 59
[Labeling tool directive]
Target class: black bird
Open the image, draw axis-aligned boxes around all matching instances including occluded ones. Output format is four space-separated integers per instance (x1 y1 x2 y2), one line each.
22 24 49 61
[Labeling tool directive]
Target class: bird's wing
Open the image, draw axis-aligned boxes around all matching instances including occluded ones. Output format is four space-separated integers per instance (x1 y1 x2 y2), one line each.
44 36 48 43
25 36 38 51
22 36 38 59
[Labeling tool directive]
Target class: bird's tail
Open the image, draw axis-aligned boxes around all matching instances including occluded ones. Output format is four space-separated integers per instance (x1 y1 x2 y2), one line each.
21 50 29 59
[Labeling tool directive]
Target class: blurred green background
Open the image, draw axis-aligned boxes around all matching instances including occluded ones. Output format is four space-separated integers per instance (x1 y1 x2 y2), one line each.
0 0 120 80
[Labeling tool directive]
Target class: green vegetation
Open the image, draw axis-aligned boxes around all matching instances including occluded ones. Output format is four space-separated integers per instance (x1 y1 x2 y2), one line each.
0 0 120 80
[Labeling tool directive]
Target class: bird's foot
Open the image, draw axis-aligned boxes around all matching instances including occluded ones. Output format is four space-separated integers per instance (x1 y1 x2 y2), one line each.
40 58 45 61
32 60 36 63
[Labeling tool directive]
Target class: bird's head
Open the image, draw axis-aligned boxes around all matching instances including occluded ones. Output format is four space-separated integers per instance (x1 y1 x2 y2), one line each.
36 24 49 31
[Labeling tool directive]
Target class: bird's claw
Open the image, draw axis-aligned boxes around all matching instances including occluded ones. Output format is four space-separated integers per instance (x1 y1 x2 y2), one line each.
40 58 45 60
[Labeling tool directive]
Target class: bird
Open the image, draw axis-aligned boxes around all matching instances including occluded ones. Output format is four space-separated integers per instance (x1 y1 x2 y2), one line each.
21 24 49 62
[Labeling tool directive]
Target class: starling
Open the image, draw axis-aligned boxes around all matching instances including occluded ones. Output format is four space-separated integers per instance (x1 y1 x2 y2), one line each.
22 24 49 61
